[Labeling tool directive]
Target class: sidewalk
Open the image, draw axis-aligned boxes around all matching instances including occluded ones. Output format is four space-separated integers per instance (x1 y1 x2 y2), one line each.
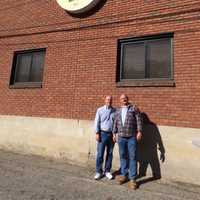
0 150 199 200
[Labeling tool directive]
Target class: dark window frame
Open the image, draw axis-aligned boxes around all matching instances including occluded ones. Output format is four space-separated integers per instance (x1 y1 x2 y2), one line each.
9 48 46 89
116 33 175 87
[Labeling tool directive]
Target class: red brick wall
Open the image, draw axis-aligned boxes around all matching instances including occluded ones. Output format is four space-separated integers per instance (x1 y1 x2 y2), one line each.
0 0 200 128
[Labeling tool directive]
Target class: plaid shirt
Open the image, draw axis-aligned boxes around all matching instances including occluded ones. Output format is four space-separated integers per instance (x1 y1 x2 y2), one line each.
113 104 142 138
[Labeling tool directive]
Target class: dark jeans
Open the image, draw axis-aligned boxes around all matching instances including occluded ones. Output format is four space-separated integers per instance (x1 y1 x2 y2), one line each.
118 136 137 180
96 131 114 173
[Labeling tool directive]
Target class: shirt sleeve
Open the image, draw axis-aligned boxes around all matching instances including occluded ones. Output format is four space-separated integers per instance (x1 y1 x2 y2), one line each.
112 111 118 134
94 109 101 133
134 106 142 132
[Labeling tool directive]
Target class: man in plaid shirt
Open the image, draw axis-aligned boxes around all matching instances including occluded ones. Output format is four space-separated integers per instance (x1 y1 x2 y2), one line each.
113 94 142 189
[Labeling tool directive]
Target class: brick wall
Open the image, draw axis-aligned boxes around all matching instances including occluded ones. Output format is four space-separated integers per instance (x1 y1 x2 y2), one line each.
0 0 200 128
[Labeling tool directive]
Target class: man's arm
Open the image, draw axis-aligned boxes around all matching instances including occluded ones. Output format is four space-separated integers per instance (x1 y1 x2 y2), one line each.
94 109 101 142
134 106 143 141
112 112 118 143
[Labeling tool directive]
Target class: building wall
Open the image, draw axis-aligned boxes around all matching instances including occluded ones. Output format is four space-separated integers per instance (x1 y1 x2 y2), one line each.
0 0 200 127
0 0 200 184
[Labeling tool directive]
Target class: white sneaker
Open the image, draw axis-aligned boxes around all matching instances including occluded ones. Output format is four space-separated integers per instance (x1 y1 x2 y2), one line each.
94 173 101 180
105 172 113 180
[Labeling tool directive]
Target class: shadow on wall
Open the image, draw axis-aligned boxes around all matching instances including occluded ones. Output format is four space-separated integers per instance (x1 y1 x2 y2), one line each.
137 112 166 185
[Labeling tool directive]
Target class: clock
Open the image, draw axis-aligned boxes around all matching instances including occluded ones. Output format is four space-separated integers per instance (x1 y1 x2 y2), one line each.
56 0 101 14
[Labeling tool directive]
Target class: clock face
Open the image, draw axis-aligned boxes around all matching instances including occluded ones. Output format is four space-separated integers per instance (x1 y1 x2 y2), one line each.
56 0 101 14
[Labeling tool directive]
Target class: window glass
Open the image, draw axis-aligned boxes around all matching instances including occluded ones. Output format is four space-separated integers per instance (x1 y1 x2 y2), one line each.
118 35 173 82
147 38 171 78
15 54 32 82
29 51 45 82
122 43 145 79
10 49 46 87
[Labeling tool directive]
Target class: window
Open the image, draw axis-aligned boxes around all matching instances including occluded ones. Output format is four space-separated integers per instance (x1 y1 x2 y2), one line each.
117 33 174 86
10 48 46 88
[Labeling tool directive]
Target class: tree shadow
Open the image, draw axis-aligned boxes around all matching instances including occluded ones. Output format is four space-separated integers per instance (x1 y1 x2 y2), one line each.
137 112 166 186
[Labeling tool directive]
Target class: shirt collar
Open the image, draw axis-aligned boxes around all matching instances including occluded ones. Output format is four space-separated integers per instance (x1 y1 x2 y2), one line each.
121 104 131 110
104 105 111 109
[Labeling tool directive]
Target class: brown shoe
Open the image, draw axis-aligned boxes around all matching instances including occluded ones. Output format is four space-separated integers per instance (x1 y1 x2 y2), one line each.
128 180 138 190
116 175 127 185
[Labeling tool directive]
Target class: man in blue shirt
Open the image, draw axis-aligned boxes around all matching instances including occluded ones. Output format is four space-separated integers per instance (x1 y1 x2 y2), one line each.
94 95 115 180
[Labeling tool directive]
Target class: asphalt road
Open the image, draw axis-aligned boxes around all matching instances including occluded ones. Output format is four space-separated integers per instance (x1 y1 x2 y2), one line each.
0 150 199 200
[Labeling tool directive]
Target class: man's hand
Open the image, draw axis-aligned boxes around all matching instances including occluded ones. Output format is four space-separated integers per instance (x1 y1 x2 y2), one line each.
160 153 165 163
136 131 142 142
113 134 118 143
96 133 100 142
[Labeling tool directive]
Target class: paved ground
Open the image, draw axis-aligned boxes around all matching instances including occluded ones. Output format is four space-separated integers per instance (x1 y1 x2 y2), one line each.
0 150 199 200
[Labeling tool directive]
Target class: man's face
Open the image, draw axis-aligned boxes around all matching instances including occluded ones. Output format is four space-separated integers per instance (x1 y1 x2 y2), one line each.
105 96 112 107
120 95 128 106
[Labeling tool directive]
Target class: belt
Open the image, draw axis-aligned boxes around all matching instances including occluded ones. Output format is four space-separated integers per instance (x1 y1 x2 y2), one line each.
101 130 112 134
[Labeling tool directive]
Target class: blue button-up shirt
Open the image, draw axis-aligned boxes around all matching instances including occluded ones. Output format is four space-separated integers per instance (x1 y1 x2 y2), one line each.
94 105 115 133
